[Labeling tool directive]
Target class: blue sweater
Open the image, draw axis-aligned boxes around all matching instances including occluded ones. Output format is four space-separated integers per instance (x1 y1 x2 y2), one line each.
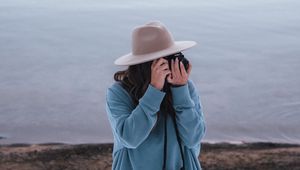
105 79 206 170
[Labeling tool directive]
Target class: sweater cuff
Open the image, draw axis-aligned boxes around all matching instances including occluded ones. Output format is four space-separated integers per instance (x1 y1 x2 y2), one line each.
170 83 194 107
139 84 166 114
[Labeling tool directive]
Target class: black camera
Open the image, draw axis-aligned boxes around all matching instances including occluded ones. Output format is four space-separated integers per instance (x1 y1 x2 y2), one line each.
163 52 189 72
162 52 189 91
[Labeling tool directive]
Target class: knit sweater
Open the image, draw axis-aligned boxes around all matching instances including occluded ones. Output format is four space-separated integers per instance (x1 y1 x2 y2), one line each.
105 79 206 170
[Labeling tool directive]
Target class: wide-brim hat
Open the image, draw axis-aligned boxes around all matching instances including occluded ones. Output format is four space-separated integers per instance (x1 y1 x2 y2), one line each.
114 21 197 66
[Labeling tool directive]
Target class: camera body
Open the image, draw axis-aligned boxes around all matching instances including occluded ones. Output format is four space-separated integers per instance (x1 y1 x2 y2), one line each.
163 52 189 72
162 52 189 91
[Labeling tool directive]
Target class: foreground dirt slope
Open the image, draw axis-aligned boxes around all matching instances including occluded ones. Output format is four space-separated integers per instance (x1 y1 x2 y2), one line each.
0 142 299 170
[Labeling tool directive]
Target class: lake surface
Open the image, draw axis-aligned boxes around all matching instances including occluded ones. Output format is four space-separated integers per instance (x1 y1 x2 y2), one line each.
1 0 300 144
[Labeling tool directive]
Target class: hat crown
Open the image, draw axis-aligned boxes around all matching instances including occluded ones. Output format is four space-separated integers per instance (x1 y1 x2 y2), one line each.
114 20 196 66
132 21 174 55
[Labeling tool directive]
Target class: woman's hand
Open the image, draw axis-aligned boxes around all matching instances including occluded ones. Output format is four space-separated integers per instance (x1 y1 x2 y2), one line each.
167 57 192 86
150 58 171 91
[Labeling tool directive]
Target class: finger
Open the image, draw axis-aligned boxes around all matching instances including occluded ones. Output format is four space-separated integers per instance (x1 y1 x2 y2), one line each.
162 69 171 77
180 61 187 78
152 58 159 70
152 58 159 68
187 62 192 75
171 58 176 78
174 57 180 77
167 73 173 83
154 58 167 70
157 62 170 71
151 59 158 69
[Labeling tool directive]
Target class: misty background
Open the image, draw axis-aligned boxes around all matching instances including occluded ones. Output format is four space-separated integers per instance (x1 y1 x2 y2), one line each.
0 0 300 144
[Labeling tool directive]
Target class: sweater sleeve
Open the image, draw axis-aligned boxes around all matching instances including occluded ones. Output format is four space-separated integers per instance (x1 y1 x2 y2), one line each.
106 83 166 149
170 79 206 148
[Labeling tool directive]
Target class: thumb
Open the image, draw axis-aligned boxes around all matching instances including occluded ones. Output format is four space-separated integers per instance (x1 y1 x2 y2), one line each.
166 74 173 84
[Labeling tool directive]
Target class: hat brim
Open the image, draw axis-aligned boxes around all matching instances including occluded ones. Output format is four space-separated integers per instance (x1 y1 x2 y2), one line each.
114 41 197 66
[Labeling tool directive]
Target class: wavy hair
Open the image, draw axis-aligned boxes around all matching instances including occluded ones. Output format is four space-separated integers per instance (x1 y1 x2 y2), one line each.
113 59 175 120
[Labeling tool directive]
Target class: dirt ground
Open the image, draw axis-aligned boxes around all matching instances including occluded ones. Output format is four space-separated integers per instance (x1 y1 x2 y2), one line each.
0 142 299 170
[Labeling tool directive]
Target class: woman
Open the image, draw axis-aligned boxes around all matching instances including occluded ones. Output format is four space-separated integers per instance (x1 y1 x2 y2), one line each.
105 21 206 170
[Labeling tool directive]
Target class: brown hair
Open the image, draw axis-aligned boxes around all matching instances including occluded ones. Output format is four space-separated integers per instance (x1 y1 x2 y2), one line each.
113 59 175 120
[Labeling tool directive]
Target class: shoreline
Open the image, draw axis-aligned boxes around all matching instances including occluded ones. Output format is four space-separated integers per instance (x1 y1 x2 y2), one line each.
1 142 300 170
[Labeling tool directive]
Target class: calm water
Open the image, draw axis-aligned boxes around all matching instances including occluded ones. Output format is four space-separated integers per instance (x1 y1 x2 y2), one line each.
0 0 300 144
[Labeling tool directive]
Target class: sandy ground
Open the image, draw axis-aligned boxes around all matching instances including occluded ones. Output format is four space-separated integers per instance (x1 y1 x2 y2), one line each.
0 142 299 170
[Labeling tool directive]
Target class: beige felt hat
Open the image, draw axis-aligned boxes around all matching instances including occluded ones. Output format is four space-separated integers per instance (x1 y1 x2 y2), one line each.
114 21 197 66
